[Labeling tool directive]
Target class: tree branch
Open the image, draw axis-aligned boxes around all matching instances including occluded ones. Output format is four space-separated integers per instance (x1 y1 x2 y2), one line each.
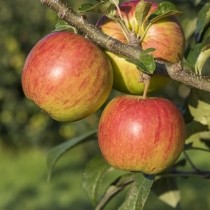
158 62 210 91
40 0 210 92
161 170 210 179
40 0 141 59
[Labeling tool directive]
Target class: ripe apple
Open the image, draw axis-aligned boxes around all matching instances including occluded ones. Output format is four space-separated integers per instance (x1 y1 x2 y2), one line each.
98 0 185 94
22 31 113 122
98 95 186 174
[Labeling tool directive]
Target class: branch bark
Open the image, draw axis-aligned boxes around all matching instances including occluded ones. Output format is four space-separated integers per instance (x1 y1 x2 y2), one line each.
40 0 210 92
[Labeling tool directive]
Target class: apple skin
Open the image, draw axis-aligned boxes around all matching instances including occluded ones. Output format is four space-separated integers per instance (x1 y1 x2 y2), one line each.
106 51 169 94
98 0 185 94
98 95 186 174
22 31 113 122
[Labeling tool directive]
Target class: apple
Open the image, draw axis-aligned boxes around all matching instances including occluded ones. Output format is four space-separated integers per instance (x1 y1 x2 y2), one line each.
22 31 113 122
98 95 185 174
98 0 185 94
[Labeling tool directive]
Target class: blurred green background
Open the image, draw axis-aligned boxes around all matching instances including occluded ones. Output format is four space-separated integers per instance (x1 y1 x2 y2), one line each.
0 0 210 210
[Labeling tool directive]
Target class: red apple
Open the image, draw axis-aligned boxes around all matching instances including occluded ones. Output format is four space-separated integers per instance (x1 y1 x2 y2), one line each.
98 0 185 94
22 31 113 122
98 95 185 174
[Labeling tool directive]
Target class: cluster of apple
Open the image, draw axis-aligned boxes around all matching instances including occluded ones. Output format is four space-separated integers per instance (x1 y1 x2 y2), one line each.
22 0 186 174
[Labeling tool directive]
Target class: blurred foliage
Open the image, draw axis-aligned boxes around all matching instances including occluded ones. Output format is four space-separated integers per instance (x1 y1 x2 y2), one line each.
1 143 210 210
0 0 55 148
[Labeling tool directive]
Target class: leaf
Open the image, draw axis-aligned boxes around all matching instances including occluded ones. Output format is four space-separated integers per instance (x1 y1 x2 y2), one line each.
185 36 210 69
108 0 119 6
126 48 156 74
118 173 155 210
78 3 95 12
152 177 181 208
185 43 204 67
47 129 97 181
172 158 186 168
184 142 194 150
98 167 130 201
96 174 134 210
83 156 113 204
126 58 154 74
135 1 152 27
186 120 208 139
78 0 115 16
142 48 156 54
195 2 210 43
153 1 177 15
200 131 210 149
195 45 210 75
203 27 210 42
54 20 78 33
149 1 182 24
139 51 156 74
83 155 129 206
188 89 210 130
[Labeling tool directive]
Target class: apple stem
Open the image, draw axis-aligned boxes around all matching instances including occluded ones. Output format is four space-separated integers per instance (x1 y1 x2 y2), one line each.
140 73 151 99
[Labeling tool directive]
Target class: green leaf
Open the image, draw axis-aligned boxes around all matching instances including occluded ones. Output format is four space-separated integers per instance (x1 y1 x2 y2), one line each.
152 177 180 208
82 156 112 204
153 2 177 15
184 142 194 150
54 20 78 33
188 89 210 129
135 1 152 27
96 174 133 210
190 99 210 127
195 45 210 75
185 43 204 67
200 131 210 149
47 129 97 181
149 1 182 24
108 0 119 6
172 158 186 168
118 173 154 210
195 2 210 42
142 48 156 54
78 3 95 12
203 27 210 42
126 48 156 74
78 0 115 16
83 155 130 206
186 120 208 139
139 51 156 74
185 36 210 68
